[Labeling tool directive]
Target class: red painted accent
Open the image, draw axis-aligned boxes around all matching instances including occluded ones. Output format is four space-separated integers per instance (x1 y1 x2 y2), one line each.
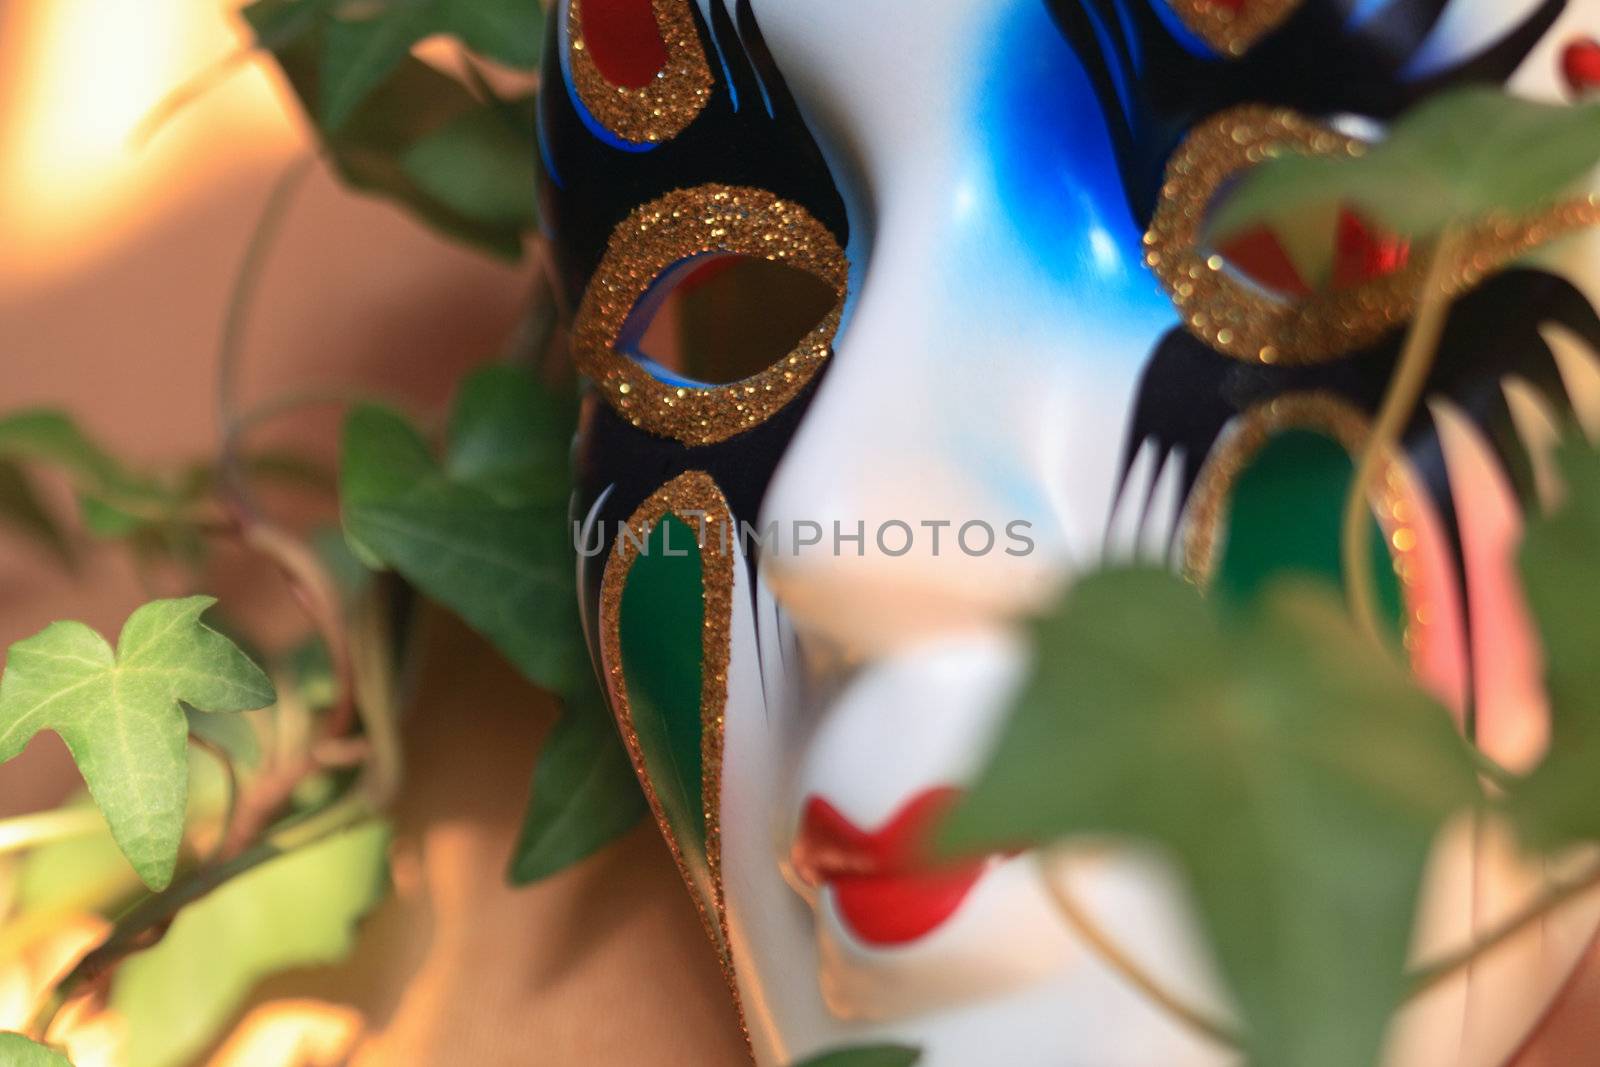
793 789 989 947
1332 209 1411 290
1562 38 1600 98
581 0 669 89
1218 225 1312 298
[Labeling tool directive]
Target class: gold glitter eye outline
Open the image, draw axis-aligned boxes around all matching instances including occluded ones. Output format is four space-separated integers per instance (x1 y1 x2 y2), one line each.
566 0 714 145
574 184 850 447
598 471 744 1038
1166 0 1302 57
1147 105 1600 366
1182 393 1439 648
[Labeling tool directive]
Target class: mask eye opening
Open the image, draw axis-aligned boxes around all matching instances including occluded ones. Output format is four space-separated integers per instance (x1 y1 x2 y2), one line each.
574 184 850 447
619 251 846 390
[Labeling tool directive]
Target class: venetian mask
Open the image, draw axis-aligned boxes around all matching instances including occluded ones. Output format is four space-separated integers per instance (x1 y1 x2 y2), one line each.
541 1 1600 1063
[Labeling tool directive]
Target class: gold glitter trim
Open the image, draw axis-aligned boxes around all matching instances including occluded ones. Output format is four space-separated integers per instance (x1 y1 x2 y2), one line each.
598 471 744 1036
1169 0 1301 56
575 184 849 446
1183 393 1434 647
567 0 713 144
1147 106 1600 366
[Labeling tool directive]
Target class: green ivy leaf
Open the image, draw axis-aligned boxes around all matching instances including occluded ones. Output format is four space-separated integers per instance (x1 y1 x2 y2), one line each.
507 681 649 884
0 410 152 501
246 3 537 258
792 1045 922 1067
0 461 74 568
243 0 544 132
401 99 540 233
109 822 391 1067
0 598 276 891
943 570 1480 1067
1510 438 1600 852
0 1034 73 1067
1210 87 1600 243
444 364 573 506
340 367 580 692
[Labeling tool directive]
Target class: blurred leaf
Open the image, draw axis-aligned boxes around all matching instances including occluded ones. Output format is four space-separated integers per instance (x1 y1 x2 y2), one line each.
287 636 339 711
402 99 540 230
1510 438 1600 852
0 1034 73 1066
16 800 139 917
0 461 74 568
340 367 581 691
186 705 263 771
244 0 540 257
507 681 648 885
943 569 1480 1067
0 598 276 891
792 1046 922 1067
245 0 543 130
0 410 163 503
1211 87 1600 243
109 822 390 1067
76 495 148 539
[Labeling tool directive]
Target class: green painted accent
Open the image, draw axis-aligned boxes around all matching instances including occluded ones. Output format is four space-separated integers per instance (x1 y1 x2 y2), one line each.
1215 431 1403 632
619 515 707 857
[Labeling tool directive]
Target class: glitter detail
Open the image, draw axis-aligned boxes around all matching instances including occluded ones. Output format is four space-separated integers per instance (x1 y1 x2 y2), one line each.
1148 106 1600 365
598 472 742 1028
568 0 713 144
1182 394 1438 648
1168 0 1301 56
575 185 849 445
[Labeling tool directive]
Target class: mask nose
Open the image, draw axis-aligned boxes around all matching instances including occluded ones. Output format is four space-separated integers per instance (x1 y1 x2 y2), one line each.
758 233 1089 660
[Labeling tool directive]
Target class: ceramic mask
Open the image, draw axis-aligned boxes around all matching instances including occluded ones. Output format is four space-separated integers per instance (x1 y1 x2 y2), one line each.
540 1 1600 1063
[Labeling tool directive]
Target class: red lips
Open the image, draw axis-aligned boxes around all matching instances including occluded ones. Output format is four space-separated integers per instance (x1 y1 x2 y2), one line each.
792 787 990 947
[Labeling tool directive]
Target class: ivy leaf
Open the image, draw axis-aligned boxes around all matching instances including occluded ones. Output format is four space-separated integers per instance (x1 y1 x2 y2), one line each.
0 1034 73 1067
943 570 1480 1067
401 99 540 233
244 0 544 132
792 1046 922 1067
507 681 649 884
444 364 573 506
1510 438 1600 852
0 598 276 891
246 3 537 258
340 367 580 692
0 461 74 568
1210 87 1600 243
0 410 151 501
109 822 390 1067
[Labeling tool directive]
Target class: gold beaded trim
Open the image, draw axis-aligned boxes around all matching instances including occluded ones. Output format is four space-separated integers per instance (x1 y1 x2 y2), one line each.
1183 393 1436 650
1168 0 1302 56
1147 106 1600 366
575 184 850 446
568 0 713 144
598 471 744 1034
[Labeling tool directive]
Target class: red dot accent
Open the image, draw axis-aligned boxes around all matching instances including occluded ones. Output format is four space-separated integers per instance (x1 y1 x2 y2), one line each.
1562 38 1600 98
582 0 670 90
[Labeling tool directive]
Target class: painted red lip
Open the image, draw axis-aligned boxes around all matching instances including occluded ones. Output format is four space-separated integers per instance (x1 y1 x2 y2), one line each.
792 787 990 947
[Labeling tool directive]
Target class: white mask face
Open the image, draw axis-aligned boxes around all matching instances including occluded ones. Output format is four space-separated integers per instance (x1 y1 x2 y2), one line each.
545 1 1600 1064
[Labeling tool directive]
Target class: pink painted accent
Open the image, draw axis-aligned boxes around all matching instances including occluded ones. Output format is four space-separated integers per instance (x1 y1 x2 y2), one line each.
1434 403 1551 774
